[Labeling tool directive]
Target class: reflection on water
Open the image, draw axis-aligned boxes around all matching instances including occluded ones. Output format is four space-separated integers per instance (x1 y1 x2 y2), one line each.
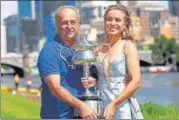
141 72 179 87
1 72 179 106
136 86 179 106
135 72 179 106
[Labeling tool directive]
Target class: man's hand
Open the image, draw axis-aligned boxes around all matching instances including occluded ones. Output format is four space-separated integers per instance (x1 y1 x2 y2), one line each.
79 102 97 119
44 74 97 119
81 77 96 88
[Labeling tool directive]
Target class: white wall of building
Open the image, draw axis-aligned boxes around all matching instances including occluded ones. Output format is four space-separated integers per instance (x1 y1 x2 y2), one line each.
80 1 117 7
120 1 128 7
79 1 117 23
1 23 7 57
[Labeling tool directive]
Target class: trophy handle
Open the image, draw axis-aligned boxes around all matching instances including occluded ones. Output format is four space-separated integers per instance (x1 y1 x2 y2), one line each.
83 63 94 96
80 30 90 41
83 63 89 78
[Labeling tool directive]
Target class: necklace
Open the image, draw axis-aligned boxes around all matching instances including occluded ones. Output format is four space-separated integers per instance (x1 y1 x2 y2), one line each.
101 44 111 53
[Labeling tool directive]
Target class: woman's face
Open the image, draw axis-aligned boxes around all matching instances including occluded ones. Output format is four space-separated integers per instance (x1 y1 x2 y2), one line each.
105 9 126 36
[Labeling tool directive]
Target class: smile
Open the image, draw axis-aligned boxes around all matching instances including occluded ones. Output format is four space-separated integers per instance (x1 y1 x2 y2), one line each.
109 29 117 31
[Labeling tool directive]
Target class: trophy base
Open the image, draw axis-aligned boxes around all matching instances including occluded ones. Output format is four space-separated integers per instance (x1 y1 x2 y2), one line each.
73 95 104 119
73 116 82 119
78 95 102 101
73 116 105 119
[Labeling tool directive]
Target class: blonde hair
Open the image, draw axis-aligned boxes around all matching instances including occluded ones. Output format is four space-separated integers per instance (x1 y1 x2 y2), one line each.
104 4 134 41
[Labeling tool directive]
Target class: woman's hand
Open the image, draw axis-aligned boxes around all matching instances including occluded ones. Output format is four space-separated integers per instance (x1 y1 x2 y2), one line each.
81 77 96 88
103 101 117 119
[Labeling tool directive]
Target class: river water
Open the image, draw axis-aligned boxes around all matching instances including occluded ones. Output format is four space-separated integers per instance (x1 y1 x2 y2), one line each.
1 72 179 106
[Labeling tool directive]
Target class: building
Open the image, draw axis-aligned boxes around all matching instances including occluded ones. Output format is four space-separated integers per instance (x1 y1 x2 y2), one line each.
4 1 76 53
1 23 7 56
160 22 173 39
4 15 39 53
169 1 179 16
132 4 169 38
128 1 137 7
4 15 20 53
168 15 179 40
130 12 141 41
35 1 76 42
78 1 117 24
77 1 118 42
3 1 38 53
3 1 75 53
168 1 179 40
18 1 33 18
18 1 76 42
20 18 40 52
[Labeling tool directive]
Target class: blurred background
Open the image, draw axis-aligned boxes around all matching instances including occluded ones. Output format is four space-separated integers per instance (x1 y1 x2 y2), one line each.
1 0 179 118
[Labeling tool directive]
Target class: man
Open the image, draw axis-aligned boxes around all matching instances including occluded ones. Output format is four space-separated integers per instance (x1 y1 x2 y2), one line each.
37 6 97 119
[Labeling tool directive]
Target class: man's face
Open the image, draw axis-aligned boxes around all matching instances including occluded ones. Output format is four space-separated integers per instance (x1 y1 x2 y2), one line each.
56 8 79 41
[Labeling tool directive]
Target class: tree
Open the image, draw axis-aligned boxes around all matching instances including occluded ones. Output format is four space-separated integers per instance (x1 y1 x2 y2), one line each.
176 44 179 62
163 37 176 64
151 35 176 65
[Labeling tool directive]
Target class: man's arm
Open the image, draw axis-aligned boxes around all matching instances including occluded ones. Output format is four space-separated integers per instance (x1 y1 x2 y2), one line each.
37 44 97 119
44 74 97 119
44 74 83 108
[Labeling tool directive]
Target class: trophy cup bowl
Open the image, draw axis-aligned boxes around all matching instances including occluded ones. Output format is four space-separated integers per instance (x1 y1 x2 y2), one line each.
74 50 97 65
73 36 104 119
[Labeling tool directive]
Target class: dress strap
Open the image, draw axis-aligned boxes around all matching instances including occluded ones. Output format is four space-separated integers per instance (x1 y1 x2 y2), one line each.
121 40 126 55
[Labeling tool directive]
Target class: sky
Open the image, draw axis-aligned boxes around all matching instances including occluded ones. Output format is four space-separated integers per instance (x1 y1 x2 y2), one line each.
1 1 18 23
1 1 169 24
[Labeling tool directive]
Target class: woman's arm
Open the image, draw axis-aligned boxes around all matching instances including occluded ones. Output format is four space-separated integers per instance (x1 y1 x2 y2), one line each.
112 40 142 106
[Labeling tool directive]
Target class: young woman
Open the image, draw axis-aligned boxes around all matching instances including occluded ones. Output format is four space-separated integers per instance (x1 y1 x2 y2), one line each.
82 4 143 119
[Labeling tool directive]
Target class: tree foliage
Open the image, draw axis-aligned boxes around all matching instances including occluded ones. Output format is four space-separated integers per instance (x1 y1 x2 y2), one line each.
151 35 176 65
176 44 179 61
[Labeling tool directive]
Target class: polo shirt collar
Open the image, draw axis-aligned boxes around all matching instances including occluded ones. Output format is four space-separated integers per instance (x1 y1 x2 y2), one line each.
54 34 77 48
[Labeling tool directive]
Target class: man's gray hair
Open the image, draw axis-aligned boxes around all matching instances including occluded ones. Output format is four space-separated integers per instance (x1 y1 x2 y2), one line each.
54 5 80 24
52 5 80 33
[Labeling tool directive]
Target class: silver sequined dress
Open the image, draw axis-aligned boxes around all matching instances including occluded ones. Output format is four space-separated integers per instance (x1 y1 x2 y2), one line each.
95 43 132 119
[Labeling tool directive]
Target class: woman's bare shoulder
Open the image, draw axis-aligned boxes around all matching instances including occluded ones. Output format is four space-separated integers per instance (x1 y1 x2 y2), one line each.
124 40 137 54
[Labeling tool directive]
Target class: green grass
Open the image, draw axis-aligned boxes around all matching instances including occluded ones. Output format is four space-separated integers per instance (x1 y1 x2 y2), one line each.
1 91 179 119
141 101 179 119
1 91 40 119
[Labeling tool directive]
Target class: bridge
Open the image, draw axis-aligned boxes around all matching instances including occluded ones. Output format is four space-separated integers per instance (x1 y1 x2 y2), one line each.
1 59 24 77
1 50 152 77
1 57 38 77
138 50 153 66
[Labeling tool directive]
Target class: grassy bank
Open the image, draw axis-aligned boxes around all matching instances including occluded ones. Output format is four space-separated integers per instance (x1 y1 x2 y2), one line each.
141 101 179 119
1 91 40 119
1 91 179 119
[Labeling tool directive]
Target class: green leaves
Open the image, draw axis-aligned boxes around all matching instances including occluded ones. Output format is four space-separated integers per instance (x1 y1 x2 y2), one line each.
151 35 177 65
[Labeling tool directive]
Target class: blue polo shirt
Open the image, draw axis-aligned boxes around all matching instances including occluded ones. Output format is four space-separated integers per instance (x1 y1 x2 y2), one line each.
37 36 85 119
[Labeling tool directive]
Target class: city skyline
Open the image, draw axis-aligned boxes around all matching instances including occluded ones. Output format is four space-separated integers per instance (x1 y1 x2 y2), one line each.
1 1 169 23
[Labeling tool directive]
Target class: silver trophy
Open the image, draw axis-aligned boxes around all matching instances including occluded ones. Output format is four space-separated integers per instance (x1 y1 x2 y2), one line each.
73 33 104 119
